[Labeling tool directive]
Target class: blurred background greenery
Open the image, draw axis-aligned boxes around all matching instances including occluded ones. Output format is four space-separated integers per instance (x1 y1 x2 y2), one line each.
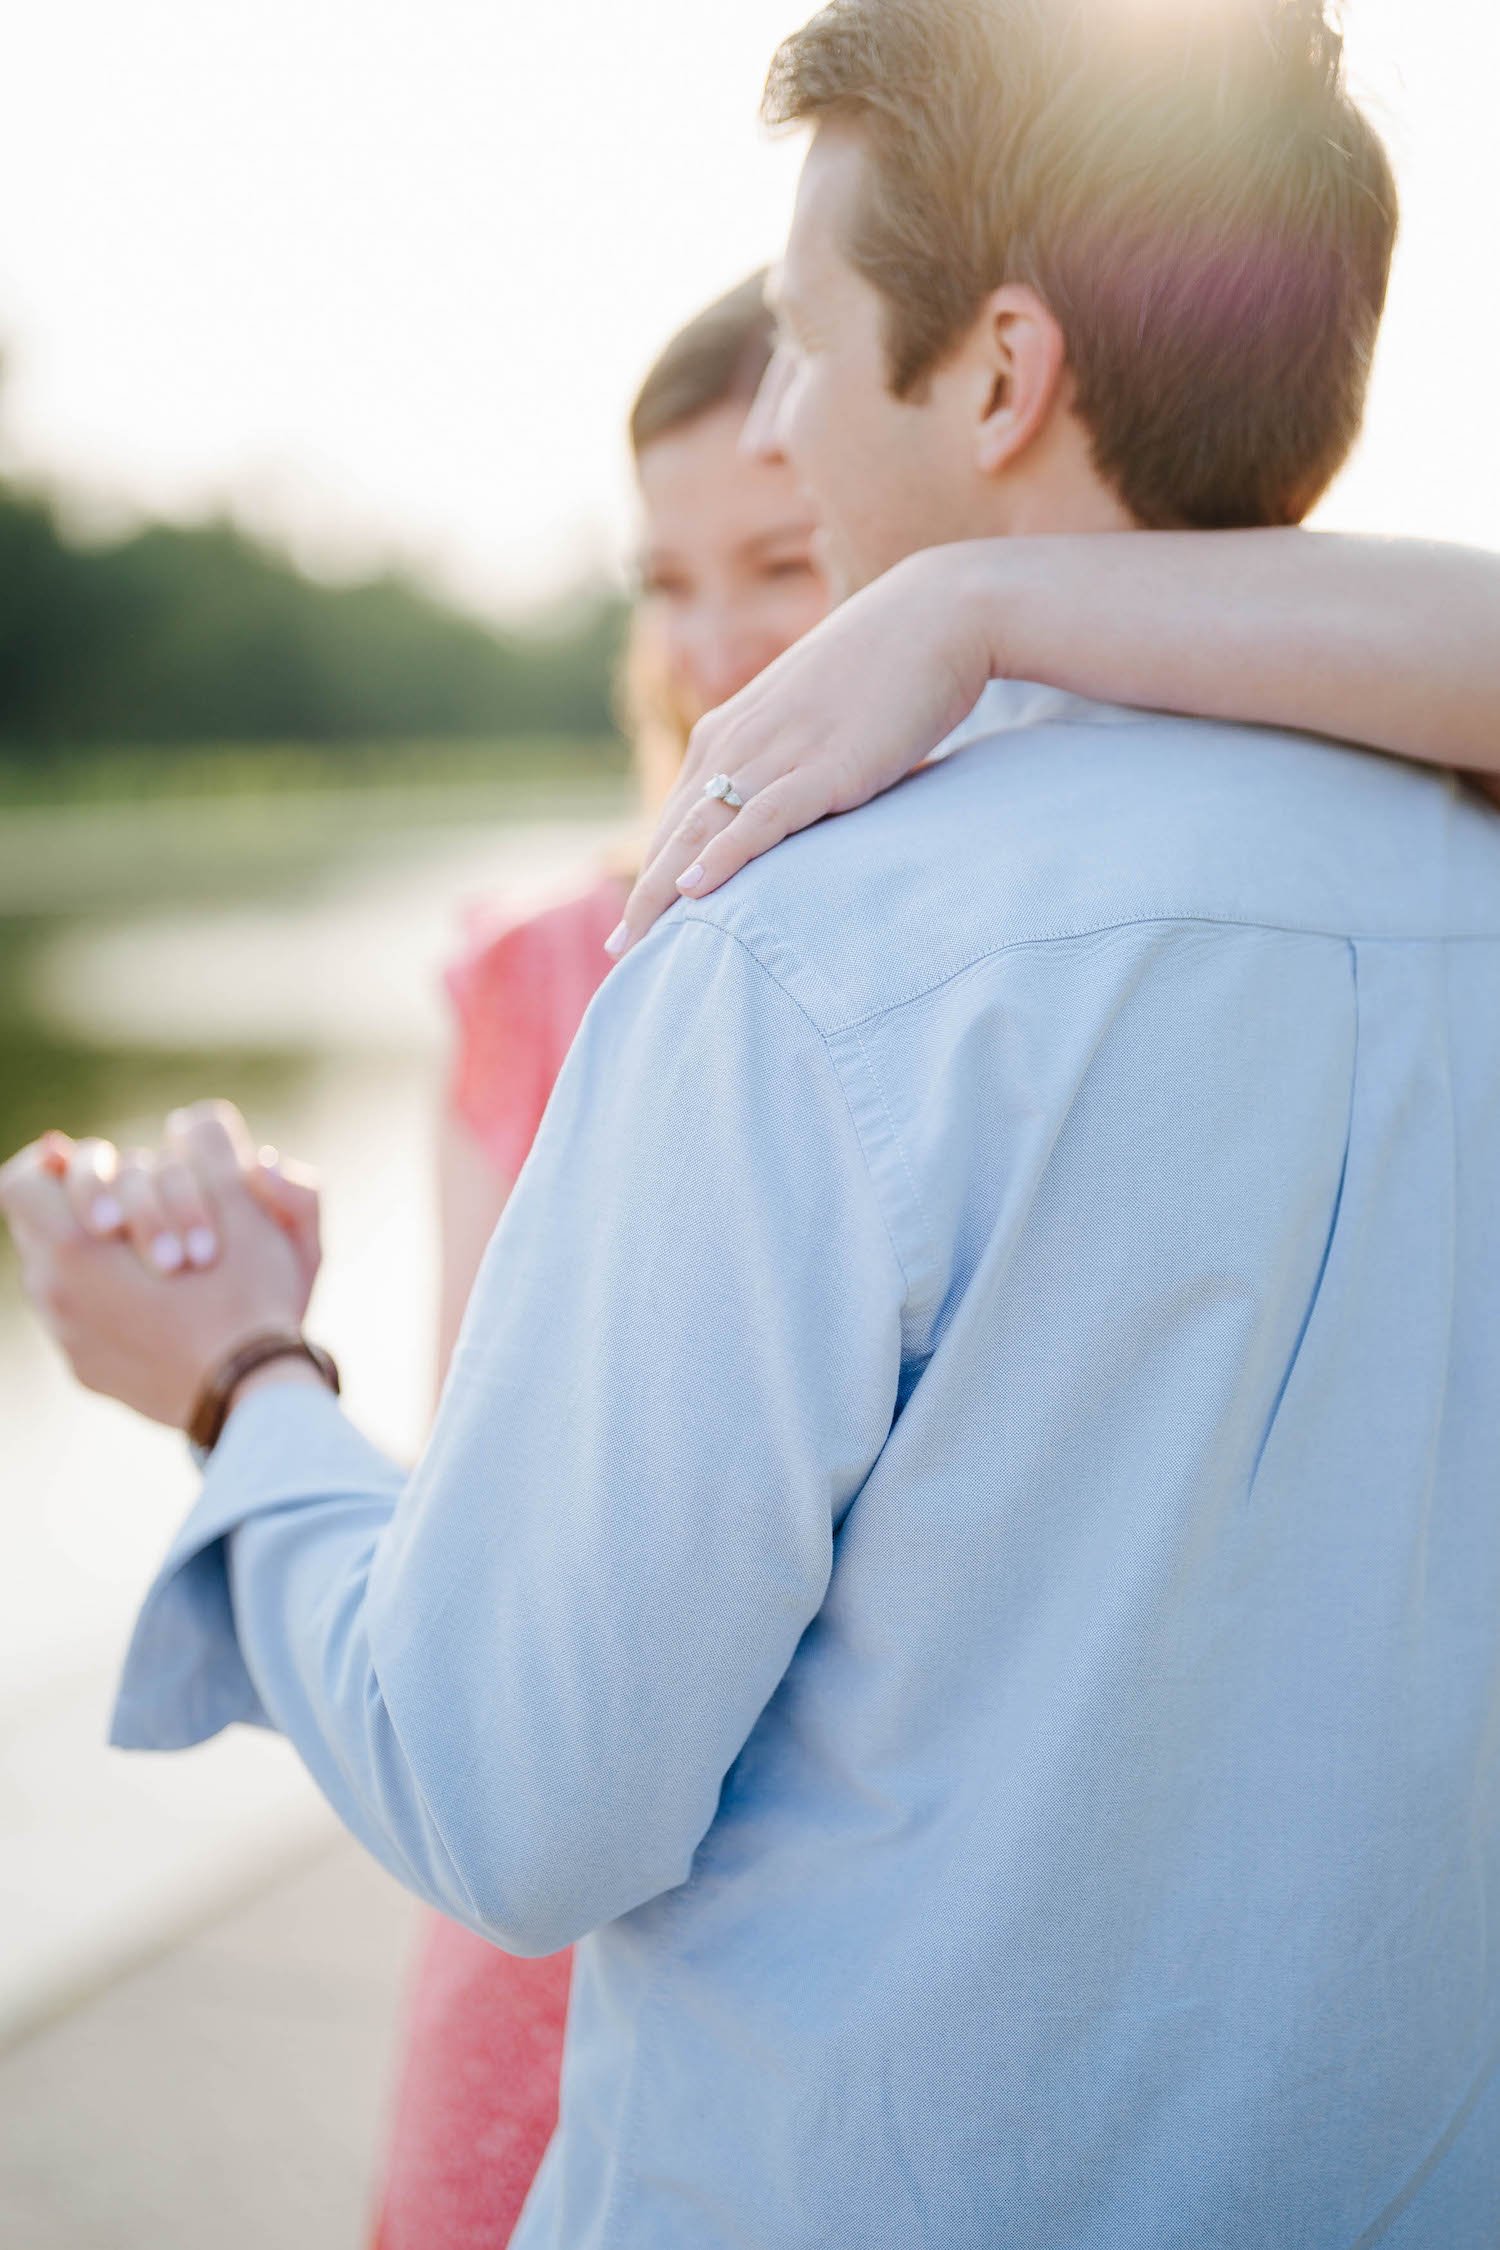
0 362 632 1164
0 364 628 760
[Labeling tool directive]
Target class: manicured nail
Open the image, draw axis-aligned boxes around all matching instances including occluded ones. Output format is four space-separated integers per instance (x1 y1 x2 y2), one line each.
676 863 706 894
603 922 630 958
184 1226 219 1268
90 1194 124 1232
150 1233 185 1274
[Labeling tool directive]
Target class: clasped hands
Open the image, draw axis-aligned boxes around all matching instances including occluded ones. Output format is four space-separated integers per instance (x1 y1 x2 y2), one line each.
0 1100 322 1431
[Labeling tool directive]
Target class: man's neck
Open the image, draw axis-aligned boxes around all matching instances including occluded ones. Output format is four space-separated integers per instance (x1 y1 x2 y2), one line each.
988 416 1141 538
998 480 1137 539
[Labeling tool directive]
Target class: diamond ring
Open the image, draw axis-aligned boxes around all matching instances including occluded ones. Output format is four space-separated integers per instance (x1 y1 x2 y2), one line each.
703 773 746 811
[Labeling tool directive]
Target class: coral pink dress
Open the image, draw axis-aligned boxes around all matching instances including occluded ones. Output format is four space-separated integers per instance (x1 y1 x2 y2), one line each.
374 871 627 2250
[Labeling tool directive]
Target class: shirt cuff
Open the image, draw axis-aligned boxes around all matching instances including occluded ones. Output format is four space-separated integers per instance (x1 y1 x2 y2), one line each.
108 1383 405 1753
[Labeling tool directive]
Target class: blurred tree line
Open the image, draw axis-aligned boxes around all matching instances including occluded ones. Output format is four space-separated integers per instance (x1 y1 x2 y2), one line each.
0 456 626 759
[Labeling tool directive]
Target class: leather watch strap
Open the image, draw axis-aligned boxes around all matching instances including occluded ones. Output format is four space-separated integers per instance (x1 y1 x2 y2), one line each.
187 1329 341 1461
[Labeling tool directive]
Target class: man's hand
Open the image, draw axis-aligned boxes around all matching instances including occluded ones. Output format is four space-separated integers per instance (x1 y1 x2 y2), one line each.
0 1100 320 1431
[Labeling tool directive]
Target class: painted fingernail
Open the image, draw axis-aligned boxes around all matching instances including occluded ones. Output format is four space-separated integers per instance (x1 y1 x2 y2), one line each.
603 922 630 958
676 864 706 893
150 1233 185 1273
184 1226 219 1268
90 1194 124 1232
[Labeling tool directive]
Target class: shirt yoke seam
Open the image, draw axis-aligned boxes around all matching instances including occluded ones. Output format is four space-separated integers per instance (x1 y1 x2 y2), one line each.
810 913 1498 1036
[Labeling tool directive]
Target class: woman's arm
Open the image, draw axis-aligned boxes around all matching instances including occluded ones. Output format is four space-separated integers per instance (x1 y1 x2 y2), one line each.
971 531 1500 775
434 1116 513 1398
612 531 1500 951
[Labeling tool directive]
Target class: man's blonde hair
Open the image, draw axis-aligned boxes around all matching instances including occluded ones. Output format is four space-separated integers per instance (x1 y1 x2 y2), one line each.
765 0 1398 528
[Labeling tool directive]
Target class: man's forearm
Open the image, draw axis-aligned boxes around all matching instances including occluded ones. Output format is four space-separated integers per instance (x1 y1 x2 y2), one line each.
114 1378 570 1953
222 1434 503 1939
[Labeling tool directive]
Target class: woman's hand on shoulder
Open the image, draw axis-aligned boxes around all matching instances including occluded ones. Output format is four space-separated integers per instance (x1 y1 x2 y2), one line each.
609 544 1006 955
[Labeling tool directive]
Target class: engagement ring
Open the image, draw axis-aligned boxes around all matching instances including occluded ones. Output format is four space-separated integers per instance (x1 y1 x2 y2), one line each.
703 773 746 811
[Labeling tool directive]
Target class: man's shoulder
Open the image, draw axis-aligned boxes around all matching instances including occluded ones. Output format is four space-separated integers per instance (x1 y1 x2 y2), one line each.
678 687 1500 1036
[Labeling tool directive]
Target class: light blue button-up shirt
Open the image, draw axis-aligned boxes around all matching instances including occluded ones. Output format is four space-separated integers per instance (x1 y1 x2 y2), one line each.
112 686 1500 2247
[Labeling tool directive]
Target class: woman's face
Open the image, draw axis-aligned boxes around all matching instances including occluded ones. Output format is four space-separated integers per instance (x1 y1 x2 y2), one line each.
635 402 830 724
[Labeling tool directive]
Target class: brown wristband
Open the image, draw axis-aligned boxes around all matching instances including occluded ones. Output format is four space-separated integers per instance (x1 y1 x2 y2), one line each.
187 1329 341 1461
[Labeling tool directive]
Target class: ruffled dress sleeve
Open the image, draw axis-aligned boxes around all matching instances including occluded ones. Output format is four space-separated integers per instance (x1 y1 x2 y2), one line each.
444 915 557 1185
442 878 625 1185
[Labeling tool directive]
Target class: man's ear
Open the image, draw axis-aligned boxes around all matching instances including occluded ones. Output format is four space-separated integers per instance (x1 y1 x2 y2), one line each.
973 284 1069 478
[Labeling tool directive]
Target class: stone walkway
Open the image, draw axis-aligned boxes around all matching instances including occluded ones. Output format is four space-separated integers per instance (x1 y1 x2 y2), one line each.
0 1840 421 2249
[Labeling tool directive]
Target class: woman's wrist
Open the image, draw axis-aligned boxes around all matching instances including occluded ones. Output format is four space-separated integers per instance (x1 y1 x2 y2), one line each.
945 536 1042 692
898 539 1025 704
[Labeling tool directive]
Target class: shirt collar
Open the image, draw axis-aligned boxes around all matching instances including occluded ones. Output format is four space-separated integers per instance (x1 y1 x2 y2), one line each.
934 679 1155 760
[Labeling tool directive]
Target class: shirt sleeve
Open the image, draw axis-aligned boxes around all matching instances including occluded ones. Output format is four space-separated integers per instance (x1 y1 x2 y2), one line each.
109 916 908 1955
